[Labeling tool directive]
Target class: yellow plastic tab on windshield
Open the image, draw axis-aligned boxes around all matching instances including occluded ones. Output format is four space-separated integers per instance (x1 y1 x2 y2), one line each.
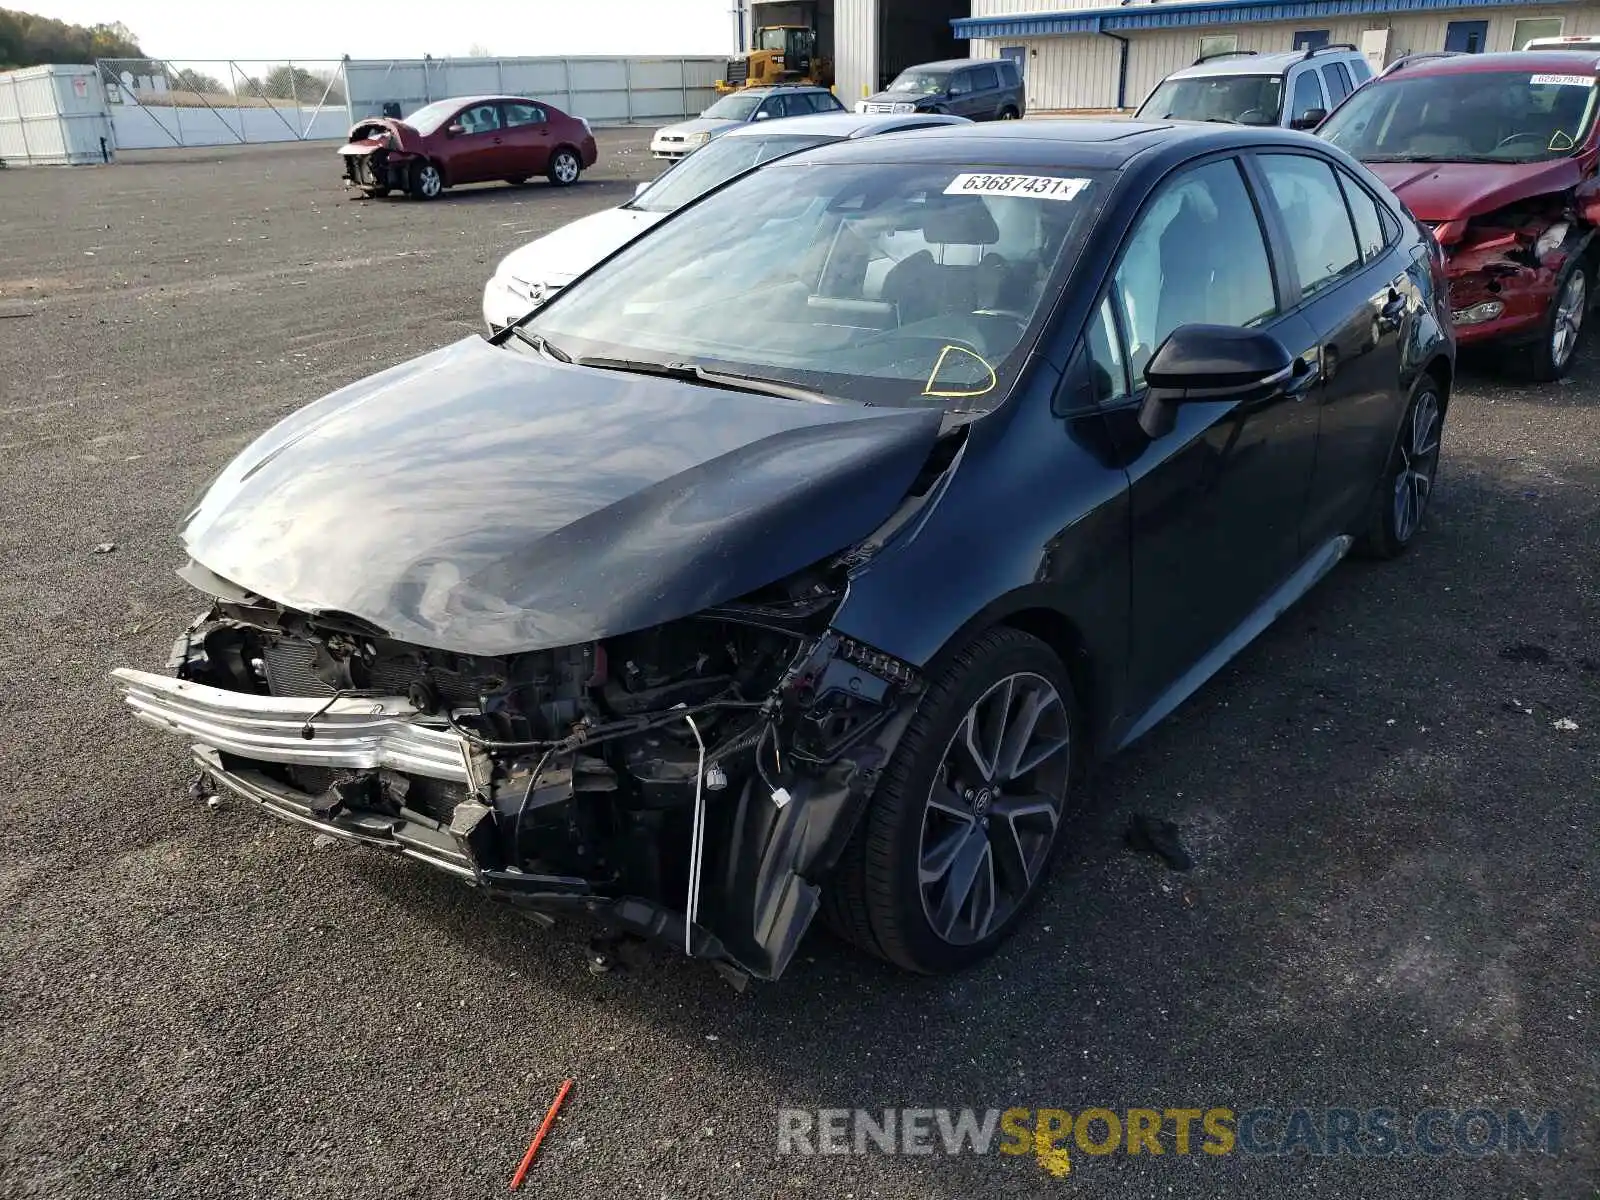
923 344 998 399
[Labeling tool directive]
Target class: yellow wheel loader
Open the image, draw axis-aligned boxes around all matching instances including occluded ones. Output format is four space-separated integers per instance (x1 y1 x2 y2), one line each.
717 26 835 93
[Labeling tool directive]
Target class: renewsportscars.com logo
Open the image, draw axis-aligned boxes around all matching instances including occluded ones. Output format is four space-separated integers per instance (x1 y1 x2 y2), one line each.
777 1106 1562 1179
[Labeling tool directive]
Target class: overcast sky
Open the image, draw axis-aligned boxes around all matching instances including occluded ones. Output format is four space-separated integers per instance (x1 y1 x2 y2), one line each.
24 0 735 60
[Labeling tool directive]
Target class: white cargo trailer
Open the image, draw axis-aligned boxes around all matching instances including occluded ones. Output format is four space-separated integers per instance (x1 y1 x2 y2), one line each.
0 64 115 166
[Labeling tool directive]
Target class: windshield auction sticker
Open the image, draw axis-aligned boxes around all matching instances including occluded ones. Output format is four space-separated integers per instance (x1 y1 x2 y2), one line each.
945 173 1091 200
1530 73 1596 87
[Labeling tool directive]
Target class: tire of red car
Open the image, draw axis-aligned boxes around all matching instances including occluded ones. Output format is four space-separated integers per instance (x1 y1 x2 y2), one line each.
547 148 582 187
408 160 443 201
1525 250 1591 382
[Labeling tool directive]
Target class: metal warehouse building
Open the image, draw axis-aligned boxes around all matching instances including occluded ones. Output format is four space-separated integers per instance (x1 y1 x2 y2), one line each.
952 0 1600 112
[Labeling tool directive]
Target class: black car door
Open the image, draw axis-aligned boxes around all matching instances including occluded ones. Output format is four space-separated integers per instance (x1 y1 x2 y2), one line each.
1249 151 1409 541
1082 155 1323 737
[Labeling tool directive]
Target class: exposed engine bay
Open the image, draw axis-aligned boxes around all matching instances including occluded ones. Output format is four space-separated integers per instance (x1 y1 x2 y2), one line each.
119 569 924 985
338 121 416 193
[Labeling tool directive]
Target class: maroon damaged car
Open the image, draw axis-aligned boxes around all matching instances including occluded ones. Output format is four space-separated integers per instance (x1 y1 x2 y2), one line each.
1321 51 1600 378
339 95 598 200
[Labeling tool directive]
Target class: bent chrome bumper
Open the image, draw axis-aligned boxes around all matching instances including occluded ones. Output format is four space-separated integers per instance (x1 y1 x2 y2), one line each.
111 668 470 784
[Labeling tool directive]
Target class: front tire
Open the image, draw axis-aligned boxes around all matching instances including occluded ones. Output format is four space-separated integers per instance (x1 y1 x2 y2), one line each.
1357 374 1445 559
408 160 443 200
822 628 1077 974
1523 254 1588 381
547 149 581 187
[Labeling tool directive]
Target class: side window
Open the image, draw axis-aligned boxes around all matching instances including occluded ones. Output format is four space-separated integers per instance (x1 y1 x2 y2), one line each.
461 103 502 133
1082 296 1130 406
949 72 972 97
503 102 545 128
1110 157 1278 387
1348 56 1373 82
1336 169 1390 262
758 96 785 119
972 65 1000 92
1288 69 1326 122
1258 154 1362 295
1322 62 1353 104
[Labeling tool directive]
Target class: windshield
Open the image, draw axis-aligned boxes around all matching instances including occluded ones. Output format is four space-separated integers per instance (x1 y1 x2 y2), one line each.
522 163 1105 411
1321 70 1600 162
702 93 765 120
888 70 951 95
405 99 464 135
759 27 807 52
1137 74 1284 124
631 133 837 213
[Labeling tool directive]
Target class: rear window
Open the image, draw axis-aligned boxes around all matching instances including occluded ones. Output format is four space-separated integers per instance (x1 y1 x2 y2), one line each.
1321 69 1600 162
1136 73 1284 124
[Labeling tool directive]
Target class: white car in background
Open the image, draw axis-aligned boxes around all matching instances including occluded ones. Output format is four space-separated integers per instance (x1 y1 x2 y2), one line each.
481 111 968 331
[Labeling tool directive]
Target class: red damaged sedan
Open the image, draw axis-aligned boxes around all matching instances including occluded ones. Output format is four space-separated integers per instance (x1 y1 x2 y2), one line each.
338 95 598 200
1321 51 1600 379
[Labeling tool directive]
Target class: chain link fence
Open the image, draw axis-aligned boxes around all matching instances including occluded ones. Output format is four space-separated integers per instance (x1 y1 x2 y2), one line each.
95 58 349 148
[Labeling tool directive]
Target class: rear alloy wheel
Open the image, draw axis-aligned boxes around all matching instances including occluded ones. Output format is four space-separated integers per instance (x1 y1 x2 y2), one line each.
548 150 582 187
1358 377 1444 559
823 628 1077 974
408 161 443 200
999 107 1021 120
1525 256 1588 381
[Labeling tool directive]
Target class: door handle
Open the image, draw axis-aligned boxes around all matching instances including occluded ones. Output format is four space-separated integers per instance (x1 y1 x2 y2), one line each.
1377 289 1407 331
1282 354 1321 400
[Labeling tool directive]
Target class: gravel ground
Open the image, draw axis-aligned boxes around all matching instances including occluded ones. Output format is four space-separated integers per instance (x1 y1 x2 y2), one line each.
0 131 1595 1200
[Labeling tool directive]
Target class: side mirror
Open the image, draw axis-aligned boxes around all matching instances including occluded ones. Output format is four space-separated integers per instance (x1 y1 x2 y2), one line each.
1137 324 1296 439
1291 107 1327 130
754 110 771 120
446 123 465 137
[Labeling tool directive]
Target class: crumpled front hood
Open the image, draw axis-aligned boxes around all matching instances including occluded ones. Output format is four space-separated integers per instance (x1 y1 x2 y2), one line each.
182 337 944 655
1365 157 1583 222
494 206 665 288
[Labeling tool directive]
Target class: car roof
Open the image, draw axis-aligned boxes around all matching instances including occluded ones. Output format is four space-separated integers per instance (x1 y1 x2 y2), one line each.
735 84 835 94
432 95 547 107
721 111 969 139
774 117 1323 171
897 58 1001 74
1384 48 1600 77
1169 48 1357 79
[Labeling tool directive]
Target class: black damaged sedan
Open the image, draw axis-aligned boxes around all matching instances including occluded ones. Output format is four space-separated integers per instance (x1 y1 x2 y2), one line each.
116 121 1454 983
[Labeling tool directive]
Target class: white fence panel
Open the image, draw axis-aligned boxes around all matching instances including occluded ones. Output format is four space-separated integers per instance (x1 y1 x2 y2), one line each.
343 56 725 126
110 103 348 149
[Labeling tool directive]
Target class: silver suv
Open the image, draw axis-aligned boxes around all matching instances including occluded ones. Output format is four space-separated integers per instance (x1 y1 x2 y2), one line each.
1136 44 1374 129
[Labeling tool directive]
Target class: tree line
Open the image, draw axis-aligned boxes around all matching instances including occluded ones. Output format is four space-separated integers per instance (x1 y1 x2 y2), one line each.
0 7 142 70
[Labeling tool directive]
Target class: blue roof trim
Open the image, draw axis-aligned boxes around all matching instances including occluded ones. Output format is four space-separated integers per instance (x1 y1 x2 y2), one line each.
954 0 1579 38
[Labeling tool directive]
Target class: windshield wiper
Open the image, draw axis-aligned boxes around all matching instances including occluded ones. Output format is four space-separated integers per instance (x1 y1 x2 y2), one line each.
504 326 573 362
575 356 842 404
1361 153 1508 164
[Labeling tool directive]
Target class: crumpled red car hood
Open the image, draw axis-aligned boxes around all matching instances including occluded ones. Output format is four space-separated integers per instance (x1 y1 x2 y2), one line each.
1365 158 1583 223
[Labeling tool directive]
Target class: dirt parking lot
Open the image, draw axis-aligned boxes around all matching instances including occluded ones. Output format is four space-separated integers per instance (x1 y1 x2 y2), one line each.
0 129 1596 1199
